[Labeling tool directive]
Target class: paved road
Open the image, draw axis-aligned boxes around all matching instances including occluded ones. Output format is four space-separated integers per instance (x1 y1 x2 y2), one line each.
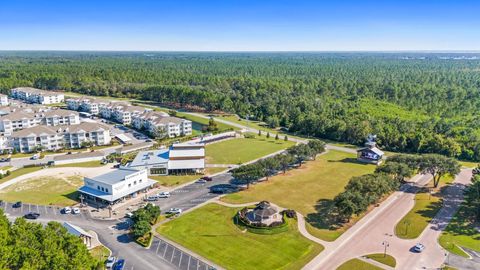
303 170 473 270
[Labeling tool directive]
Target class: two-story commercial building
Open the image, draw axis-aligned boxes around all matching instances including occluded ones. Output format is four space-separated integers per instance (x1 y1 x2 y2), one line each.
78 167 156 205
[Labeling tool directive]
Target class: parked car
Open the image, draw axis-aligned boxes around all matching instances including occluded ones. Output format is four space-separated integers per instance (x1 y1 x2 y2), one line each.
201 176 213 181
413 243 425 253
105 256 116 269
158 191 170 198
145 139 153 142
146 195 159 201
30 154 39 160
125 212 134 218
196 179 207 184
473 166 480 175
72 207 80 214
12 201 22 208
113 259 125 270
62 207 72 214
165 208 182 215
24 212 40 219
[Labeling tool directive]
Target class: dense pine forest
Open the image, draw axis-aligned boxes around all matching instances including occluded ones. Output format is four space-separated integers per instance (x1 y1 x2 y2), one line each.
0 51 479 160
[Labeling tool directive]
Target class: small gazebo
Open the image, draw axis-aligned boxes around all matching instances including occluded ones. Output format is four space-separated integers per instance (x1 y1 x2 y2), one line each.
246 201 282 226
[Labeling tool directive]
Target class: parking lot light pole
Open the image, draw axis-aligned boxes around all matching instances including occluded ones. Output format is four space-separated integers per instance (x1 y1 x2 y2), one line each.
382 240 389 258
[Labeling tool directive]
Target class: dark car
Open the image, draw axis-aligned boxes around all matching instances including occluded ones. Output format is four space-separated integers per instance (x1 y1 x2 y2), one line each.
24 212 40 219
12 201 22 208
113 259 125 270
210 184 239 194
201 176 213 181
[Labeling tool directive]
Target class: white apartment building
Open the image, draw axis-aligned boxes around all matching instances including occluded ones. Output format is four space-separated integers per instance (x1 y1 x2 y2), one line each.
11 87 64 105
131 111 192 138
0 109 80 134
10 122 111 153
66 97 112 115
0 94 9 106
78 167 156 205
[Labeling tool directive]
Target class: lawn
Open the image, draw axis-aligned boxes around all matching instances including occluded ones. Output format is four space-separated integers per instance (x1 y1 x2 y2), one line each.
395 175 454 239
395 192 442 239
439 204 480 257
0 166 43 185
0 175 83 206
89 245 110 265
157 203 323 270
336 259 383 270
364 253 396 267
206 136 295 165
150 167 226 186
221 150 376 241
54 161 104 168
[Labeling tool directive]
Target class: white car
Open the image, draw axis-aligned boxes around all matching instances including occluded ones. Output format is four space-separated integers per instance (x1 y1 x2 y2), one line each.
146 196 159 201
413 243 425 253
105 256 116 269
196 179 207 184
166 208 182 215
158 192 170 198
72 207 80 214
125 212 134 218
62 207 72 214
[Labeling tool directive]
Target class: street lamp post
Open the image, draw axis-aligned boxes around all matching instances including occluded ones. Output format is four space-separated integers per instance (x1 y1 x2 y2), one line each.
382 240 390 258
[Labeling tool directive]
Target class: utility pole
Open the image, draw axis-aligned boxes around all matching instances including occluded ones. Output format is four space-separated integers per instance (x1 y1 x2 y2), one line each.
382 240 390 258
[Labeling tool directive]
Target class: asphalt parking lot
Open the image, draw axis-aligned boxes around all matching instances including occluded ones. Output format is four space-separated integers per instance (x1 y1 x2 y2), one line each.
148 238 214 270
1 201 90 222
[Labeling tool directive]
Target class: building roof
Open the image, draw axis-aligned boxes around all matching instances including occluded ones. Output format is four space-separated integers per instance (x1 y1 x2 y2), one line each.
151 116 188 125
63 222 92 238
169 143 205 158
63 122 110 133
115 133 131 143
168 159 204 170
11 125 57 137
54 151 105 162
252 201 278 218
129 149 170 167
12 87 64 97
0 110 35 121
88 167 144 185
43 109 79 118
357 146 384 156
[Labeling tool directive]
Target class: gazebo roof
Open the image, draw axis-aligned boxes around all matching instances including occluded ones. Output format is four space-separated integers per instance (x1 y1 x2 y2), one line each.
253 201 278 218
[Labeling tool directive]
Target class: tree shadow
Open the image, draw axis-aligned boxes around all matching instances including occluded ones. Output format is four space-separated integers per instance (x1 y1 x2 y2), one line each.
305 199 343 230
328 157 372 166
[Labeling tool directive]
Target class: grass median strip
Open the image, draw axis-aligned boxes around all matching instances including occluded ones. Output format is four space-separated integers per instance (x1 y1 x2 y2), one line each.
0 166 43 185
365 253 396 267
337 259 383 270
157 203 323 270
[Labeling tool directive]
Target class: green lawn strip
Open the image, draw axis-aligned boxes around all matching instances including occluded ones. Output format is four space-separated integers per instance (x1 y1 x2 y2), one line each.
364 253 396 267
157 203 323 270
0 167 43 185
221 150 376 241
439 204 480 258
0 175 83 206
459 160 478 168
89 245 110 265
177 112 238 132
54 161 104 168
395 192 442 239
336 258 383 270
206 137 294 165
0 166 13 171
150 168 226 186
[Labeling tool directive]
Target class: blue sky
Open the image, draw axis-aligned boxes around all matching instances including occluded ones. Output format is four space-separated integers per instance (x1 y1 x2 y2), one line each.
0 0 479 51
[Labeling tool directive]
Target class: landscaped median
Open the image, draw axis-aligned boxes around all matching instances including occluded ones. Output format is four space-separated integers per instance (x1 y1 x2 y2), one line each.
336 258 384 270
156 203 323 270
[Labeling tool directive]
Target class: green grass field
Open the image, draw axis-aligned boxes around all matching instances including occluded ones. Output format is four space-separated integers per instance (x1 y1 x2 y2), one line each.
439 204 480 257
206 136 295 165
395 192 442 239
0 175 83 206
221 150 376 241
157 203 323 270
364 254 396 267
150 167 226 186
336 259 383 270
0 167 43 185
89 245 110 265
54 161 104 168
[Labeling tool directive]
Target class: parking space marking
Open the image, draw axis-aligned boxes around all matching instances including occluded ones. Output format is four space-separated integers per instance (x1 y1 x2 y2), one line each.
170 247 176 262
155 240 161 254
163 242 169 258
178 252 183 267
36 205 39 213
187 255 191 270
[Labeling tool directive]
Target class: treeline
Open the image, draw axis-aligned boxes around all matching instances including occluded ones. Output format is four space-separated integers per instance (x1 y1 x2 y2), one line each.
332 154 460 222
0 210 99 269
465 173 480 222
1 52 479 160
231 140 326 187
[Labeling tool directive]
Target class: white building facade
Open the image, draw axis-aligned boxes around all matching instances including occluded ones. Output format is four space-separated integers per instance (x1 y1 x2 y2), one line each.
11 87 64 105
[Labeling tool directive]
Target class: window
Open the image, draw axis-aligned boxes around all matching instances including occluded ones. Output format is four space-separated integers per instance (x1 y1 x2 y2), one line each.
139 179 142 183
128 183 131 188
97 186 100 190
134 181 137 185
105 188 109 193
101 187 104 192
